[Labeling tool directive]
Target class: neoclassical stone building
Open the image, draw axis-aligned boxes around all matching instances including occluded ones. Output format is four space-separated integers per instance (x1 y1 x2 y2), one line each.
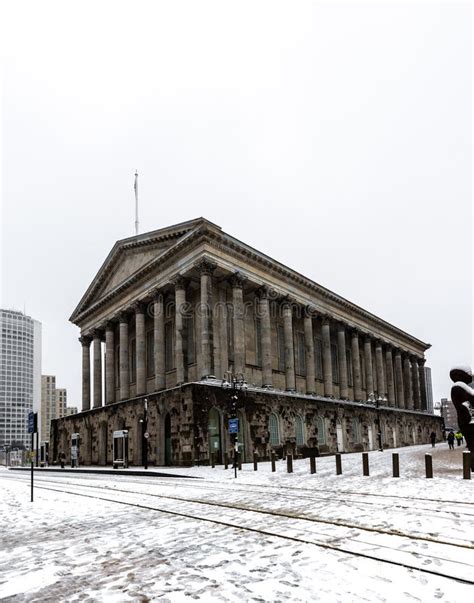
51 218 442 466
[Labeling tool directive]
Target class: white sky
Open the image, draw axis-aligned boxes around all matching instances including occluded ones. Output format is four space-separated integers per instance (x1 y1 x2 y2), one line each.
0 1 472 406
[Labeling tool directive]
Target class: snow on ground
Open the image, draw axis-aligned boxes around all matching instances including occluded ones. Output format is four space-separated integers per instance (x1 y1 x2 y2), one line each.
0 443 473 602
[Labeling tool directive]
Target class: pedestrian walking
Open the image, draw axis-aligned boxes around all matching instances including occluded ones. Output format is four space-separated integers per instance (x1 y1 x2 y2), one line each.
447 430 455 450
430 431 436 447
455 431 464 447
59 452 65 469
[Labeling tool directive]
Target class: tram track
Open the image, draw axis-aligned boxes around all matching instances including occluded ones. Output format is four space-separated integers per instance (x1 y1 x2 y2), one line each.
26 479 474 585
21 475 474 549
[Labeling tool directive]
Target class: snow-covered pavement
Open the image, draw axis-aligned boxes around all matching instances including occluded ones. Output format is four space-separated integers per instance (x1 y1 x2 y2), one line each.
1 444 473 602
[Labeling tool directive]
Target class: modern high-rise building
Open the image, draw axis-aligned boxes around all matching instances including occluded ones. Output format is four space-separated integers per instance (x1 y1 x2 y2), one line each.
0 309 42 448
40 377 68 442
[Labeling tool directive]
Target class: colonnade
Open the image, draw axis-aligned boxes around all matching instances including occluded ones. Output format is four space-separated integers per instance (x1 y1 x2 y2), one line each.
79 265 428 413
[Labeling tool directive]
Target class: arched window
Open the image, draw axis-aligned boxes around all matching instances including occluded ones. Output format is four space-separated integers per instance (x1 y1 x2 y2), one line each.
269 413 280 446
351 418 361 443
294 415 305 446
317 416 326 445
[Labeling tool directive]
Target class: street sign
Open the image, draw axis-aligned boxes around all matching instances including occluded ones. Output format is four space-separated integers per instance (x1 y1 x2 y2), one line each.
28 412 37 434
144 432 149 439
229 418 239 434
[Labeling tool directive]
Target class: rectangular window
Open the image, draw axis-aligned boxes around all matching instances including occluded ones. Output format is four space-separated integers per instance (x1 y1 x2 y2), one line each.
346 348 353 387
296 332 306 375
165 321 174 371
186 316 195 365
130 339 136 383
146 331 154 378
331 344 339 384
255 319 262 367
314 337 323 380
277 325 285 371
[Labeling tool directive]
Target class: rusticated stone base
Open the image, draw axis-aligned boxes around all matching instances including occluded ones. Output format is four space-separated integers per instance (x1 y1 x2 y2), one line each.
50 383 443 467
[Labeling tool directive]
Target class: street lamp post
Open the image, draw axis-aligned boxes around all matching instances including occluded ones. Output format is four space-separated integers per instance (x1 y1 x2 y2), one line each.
368 392 387 452
222 372 247 478
139 397 148 470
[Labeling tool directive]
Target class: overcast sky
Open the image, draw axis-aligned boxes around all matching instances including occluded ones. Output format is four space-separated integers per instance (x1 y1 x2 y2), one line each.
0 1 472 406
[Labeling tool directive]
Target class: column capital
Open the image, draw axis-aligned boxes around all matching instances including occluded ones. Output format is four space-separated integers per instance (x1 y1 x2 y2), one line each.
350 327 360 338
172 274 188 290
91 328 103 340
363 332 372 343
418 357 426 367
118 312 130 324
79 335 92 346
410 355 419 365
256 285 271 300
230 271 246 289
281 296 297 311
374 338 383 348
321 314 332 326
152 287 165 302
303 304 318 318
196 258 217 276
104 319 116 332
337 321 347 332
132 300 146 314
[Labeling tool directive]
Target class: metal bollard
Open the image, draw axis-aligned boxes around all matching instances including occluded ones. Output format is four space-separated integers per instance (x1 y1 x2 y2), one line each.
425 453 433 478
335 453 342 475
271 451 276 472
238 455 242 470
253 451 258 471
224 452 229 470
211 452 215 469
362 452 369 476
392 453 399 478
463 451 472 480
310 455 316 474
287 454 293 473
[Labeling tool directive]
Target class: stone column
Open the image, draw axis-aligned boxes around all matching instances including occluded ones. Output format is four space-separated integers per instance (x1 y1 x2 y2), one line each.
321 317 333 397
364 335 374 396
394 349 405 408
282 299 295 391
80 335 91 411
105 322 115 405
418 358 427 410
303 309 315 394
258 287 273 387
351 330 362 401
231 273 245 375
403 354 414 409
218 287 229 377
174 277 186 384
153 290 166 391
92 329 102 408
385 345 395 407
337 323 348 399
375 340 385 398
134 302 146 396
411 356 421 410
199 261 216 378
119 313 130 400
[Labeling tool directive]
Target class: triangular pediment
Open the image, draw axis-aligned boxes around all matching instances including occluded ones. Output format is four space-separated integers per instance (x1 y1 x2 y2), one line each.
95 241 172 300
71 217 222 323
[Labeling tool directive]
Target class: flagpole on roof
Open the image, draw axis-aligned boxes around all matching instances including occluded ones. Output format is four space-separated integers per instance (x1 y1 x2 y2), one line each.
134 170 139 236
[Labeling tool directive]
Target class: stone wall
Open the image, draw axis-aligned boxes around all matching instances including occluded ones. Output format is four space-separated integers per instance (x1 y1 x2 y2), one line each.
50 383 443 467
